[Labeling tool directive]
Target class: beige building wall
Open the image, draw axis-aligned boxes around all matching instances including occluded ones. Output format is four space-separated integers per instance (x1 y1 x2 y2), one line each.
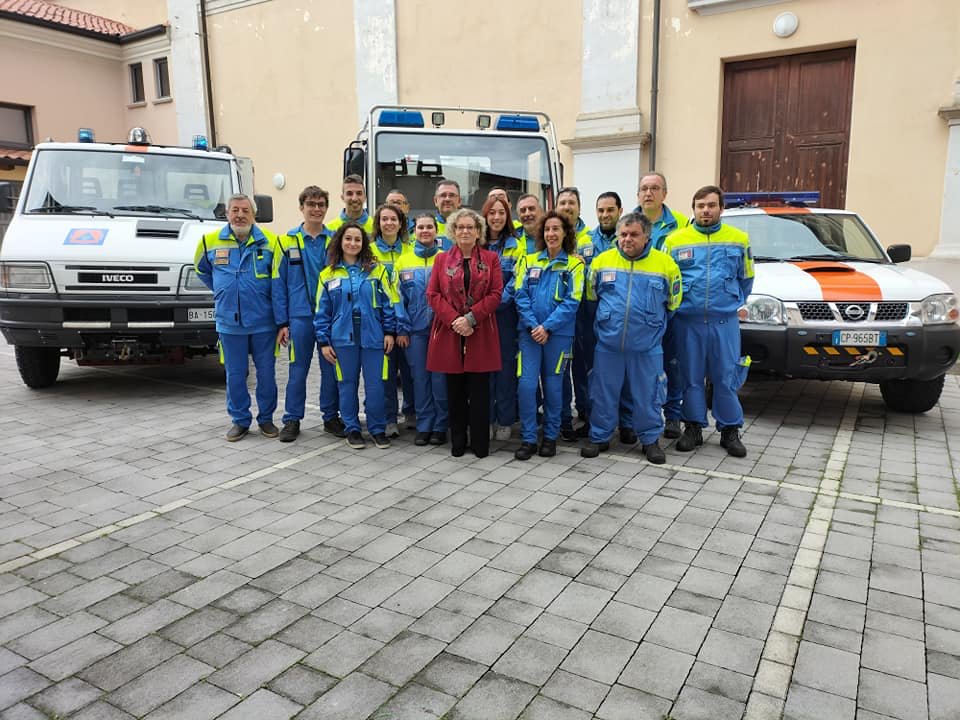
653 0 956 255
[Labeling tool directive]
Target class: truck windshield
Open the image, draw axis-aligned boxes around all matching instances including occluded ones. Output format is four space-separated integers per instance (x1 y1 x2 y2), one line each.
375 132 554 215
723 212 888 263
22 149 233 220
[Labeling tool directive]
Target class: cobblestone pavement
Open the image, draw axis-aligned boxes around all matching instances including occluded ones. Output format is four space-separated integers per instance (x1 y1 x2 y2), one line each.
1 348 959 720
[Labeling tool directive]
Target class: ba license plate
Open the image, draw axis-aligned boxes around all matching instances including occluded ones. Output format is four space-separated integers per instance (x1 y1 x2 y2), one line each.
188 307 214 322
832 330 886 346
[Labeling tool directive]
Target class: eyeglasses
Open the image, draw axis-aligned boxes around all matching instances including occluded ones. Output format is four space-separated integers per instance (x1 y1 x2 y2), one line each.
303 201 327 209
454 224 476 233
639 185 664 193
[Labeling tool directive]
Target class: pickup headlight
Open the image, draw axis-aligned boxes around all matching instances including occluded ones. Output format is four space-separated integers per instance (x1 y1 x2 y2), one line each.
179 265 212 294
0 262 54 291
737 294 785 324
920 293 959 325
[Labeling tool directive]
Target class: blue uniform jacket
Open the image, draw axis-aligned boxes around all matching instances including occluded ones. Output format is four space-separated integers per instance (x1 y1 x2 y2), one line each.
631 204 689 251
583 226 617 268
274 224 331 322
314 262 399 350
394 242 442 335
325 209 373 235
587 243 683 353
662 222 754 318
372 236 414 276
514 250 585 338
486 231 525 309
194 224 282 335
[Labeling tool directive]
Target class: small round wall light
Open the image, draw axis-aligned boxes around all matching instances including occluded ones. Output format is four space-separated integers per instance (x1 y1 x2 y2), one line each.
273 173 286 190
773 11 799 38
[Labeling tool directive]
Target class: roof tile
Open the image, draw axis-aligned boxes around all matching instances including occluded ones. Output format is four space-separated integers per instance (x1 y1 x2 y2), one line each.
0 0 136 36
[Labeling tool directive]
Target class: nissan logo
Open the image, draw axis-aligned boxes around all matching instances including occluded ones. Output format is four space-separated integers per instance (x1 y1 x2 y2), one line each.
845 304 866 320
101 274 135 283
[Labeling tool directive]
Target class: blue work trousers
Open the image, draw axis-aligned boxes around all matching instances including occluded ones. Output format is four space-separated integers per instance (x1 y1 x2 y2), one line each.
673 314 748 428
404 332 448 432
333 343 387 435
589 348 665 446
283 316 339 423
518 333 571 444
490 305 518 426
572 302 594 418
662 321 683 421
220 330 277 427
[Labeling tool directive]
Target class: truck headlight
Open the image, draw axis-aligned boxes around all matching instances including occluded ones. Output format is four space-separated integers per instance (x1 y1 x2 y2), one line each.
920 293 959 325
179 265 212 294
0 262 54 291
737 294 785 325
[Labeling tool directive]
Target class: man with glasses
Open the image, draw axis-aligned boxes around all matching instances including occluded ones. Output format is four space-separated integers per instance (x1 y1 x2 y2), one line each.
433 180 462 238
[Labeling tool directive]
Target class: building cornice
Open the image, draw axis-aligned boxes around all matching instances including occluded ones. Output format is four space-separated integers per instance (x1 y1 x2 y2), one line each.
122 33 171 62
938 104 960 125
205 0 272 16
688 0 791 15
0 17 121 60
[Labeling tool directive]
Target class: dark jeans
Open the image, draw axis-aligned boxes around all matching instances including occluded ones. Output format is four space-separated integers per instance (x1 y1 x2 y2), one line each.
446 372 491 457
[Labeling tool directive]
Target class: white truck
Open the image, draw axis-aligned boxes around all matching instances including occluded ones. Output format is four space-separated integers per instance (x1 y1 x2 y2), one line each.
0 127 272 388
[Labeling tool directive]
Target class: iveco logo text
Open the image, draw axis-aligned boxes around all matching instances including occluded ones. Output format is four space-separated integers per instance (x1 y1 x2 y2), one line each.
101 274 135 283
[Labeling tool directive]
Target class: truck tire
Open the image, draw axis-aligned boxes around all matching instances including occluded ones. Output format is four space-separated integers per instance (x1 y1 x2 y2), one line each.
14 346 61 388
879 376 945 414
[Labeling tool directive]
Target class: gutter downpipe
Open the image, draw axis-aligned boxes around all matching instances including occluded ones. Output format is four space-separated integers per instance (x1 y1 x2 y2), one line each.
649 0 661 171
199 0 218 146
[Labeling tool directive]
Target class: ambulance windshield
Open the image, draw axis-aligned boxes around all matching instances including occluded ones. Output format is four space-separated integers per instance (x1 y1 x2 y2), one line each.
23 149 234 220
724 212 887 263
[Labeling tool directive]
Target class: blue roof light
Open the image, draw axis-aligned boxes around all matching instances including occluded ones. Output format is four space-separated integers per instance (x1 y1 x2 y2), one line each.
378 110 425 128
725 191 821 208
193 135 209 151
496 115 540 132
78 128 95 143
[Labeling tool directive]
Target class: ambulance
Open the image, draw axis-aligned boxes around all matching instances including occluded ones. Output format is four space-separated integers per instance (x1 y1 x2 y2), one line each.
725 192 960 413
0 127 272 388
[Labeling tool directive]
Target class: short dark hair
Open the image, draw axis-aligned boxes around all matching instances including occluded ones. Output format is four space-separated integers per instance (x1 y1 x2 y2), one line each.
413 212 437 230
557 186 581 205
342 174 364 188
299 185 329 207
596 191 622 209
536 211 577 254
372 203 408 243
617 211 652 235
692 184 723 208
435 179 461 196
517 193 540 207
328 222 376 270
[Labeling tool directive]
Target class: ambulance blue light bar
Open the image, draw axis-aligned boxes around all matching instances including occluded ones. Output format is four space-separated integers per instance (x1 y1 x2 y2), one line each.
725 191 820 208
192 135 209 150
496 115 540 132
378 110 425 128
78 128 95 143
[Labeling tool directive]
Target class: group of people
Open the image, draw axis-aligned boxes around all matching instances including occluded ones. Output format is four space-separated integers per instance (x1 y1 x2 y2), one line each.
194 171 754 463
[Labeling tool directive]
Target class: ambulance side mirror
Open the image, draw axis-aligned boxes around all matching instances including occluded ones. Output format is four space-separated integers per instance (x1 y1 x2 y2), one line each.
254 194 273 224
886 244 911 264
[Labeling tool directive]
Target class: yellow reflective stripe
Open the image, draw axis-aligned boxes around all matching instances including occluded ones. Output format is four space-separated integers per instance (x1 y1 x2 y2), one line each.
554 351 565 375
289 338 296 363
382 354 389 381
824 347 840 356
274 339 281 357
516 350 522 378
845 347 860 356
803 346 818 355
218 339 224 365
888 347 903 356
334 359 343 381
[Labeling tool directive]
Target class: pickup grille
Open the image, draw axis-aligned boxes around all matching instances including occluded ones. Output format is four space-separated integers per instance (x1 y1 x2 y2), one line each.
797 301 909 322
798 302 834 321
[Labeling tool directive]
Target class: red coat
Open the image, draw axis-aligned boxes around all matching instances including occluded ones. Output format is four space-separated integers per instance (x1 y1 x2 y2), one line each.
426 246 503 373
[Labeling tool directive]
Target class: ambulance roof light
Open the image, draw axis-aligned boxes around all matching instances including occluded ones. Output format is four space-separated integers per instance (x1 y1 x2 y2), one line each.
193 135 209 151
378 110 425 128
496 114 540 132
127 127 151 145
77 128 95 143
724 191 820 208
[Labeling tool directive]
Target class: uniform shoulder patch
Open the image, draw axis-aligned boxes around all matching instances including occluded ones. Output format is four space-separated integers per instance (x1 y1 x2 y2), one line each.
600 270 617 283
325 277 341 290
672 278 681 295
528 267 542 280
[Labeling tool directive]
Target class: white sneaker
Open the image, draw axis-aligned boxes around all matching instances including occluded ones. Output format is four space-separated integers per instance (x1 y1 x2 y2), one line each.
385 423 400 438
494 425 512 441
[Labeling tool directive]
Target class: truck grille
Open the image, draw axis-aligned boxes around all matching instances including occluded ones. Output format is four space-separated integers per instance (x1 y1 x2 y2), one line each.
875 302 909 321
797 302 834 321
797 302 909 322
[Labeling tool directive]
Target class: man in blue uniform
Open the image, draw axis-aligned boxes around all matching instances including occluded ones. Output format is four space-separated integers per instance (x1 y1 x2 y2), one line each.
274 186 344 442
663 185 753 457
516 193 544 255
582 212 682 463
326 175 373 234
194 194 283 441
433 180 462 239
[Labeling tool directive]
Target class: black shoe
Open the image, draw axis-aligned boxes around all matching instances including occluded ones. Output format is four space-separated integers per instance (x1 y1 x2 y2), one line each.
720 427 747 457
451 445 466 457
429 431 446 445
323 417 347 438
414 431 431 446
514 442 537 461
259 422 280 438
278 420 300 443
538 439 557 457
663 418 682 439
619 428 638 445
345 431 366 449
372 433 391 449
643 441 666 464
675 423 703 452
560 426 578 442
580 441 609 458
226 424 248 442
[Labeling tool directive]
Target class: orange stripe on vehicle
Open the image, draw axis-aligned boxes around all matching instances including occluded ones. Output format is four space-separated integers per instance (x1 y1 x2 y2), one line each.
792 261 883 301
762 207 811 215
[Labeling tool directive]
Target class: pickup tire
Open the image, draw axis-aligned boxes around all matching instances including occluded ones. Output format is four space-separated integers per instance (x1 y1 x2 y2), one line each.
14 346 60 388
879 375 945 414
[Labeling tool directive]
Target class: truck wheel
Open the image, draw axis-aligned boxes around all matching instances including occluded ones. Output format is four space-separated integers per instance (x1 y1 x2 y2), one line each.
879 376 945 414
14 346 61 388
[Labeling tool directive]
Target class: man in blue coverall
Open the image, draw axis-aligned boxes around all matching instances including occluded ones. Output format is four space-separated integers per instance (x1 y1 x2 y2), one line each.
274 186 344 442
194 194 284 441
582 212 682 463
663 185 754 457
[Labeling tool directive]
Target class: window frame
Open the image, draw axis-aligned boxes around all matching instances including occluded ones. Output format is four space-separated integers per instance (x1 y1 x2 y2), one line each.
0 103 33 149
153 57 171 100
129 62 145 104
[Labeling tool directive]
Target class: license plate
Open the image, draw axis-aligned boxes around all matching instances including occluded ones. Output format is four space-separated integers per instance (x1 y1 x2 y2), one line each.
832 330 886 346
188 307 215 322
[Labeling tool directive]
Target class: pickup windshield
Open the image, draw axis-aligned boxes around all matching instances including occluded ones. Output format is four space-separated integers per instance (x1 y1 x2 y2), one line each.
374 131 554 216
723 211 888 263
23 149 233 220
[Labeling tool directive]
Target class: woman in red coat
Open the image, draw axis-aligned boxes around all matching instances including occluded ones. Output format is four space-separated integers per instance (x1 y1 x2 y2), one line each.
427 208 503 457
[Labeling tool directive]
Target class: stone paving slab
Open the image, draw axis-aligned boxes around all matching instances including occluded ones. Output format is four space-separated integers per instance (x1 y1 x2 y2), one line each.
0 351 959 718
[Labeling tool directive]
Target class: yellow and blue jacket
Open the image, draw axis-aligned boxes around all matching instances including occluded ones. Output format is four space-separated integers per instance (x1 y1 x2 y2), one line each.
393 242 443 335
587 244 682 353
514 250 585 338
631 204 689 251
486 231 526 309
194 224 282 335
274 224 331 322
372 235 414 276
313 261 399 350
325 210 374 236
662 222 754 318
